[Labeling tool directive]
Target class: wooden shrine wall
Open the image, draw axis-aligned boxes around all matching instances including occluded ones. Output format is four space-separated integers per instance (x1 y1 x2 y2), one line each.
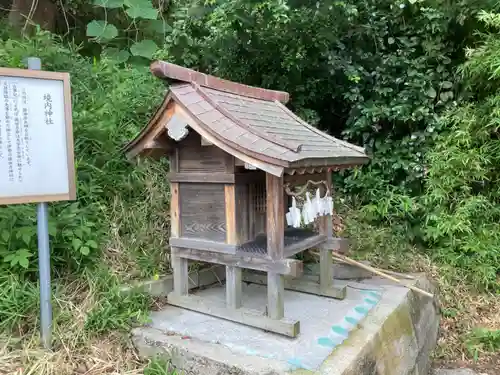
174 132 233 243
177 132 233 173
179 183 226 242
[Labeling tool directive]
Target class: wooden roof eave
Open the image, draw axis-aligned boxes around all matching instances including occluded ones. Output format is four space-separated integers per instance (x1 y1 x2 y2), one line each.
288 155 370 170
173 103 285 177
123 93 173 160
169 91 291 176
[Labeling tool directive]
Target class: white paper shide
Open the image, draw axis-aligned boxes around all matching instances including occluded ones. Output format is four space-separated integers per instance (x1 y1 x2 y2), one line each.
0 75 69 200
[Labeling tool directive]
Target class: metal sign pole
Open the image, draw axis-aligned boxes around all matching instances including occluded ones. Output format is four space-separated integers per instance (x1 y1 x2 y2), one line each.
27 57 52 350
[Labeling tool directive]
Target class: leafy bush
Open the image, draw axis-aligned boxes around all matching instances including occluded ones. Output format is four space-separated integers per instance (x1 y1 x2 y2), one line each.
158 0 488 201
0 31 168 279
422 10 500 289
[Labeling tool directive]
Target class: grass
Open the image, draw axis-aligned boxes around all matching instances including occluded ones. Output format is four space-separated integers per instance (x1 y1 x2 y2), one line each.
0 271 173 375
0 160 175 374
0 204 498 374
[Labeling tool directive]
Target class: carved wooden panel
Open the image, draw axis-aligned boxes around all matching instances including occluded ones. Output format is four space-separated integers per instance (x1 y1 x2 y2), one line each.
179 183 226 242
178 132 232 173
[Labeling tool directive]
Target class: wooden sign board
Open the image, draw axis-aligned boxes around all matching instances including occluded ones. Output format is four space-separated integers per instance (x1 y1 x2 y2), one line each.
0 68 75 205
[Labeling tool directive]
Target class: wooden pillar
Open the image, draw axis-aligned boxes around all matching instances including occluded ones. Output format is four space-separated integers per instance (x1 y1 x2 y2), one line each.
170 148 188 296
318 170 333 291
172 248 189 296
266 173 285 319
225 184 242 309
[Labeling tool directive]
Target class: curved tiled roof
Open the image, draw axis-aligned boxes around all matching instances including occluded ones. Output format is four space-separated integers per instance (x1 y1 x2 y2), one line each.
125 61 369 172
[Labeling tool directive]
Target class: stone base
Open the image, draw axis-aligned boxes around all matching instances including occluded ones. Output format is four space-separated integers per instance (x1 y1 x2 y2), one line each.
132 275 439 375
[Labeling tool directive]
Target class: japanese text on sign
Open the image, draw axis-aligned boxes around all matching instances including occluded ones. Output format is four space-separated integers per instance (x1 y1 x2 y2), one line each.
0 70 74 204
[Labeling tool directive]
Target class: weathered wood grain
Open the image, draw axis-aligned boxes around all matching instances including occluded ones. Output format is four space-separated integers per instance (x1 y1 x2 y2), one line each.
166 293 300 338
225 184 237 244
319 237 350 254
235 183 249 244
318 170 334 291
284 234 327 257
243 272 346 300
171 248 189 296
266 174 284 259
178 132 232 173
169 237 236 254
167 172 235 183
225 266 242 309
224 184 243 308
267 272 285 319
172 247 303 277
265 173 285 321
170 182 180 238
179 183 226 242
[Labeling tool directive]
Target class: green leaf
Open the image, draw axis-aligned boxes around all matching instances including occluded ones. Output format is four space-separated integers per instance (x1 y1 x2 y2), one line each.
18 249 33 258
72 238 83 250
74 228 84 238
87 240 98 249
86 20 119 41
130 39 158 59
126 6 158 19
124 0 150 7
441 81 453 89
388 37 395 45
94 0 124 8
80 246 90 256
62 229 73 238
426 87 436 99
1 230 9 242
19 257 29 269
124 0 158 19
22 232 31 246
145 19 172 34
103 48 130 63
48 223 57 237
440 91 454 102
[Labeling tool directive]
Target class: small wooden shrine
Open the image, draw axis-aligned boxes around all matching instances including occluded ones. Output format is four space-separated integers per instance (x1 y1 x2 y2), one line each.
124 61 369 338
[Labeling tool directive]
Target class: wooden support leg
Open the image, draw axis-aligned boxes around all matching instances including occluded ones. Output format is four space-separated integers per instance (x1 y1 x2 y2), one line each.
172 251 189 297
316 169 345 298
265 173 286 320
320 248 333 291
226 266 242 309
267 272 285 319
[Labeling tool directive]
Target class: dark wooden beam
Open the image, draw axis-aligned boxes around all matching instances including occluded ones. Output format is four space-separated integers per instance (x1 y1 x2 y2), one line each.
166 293 300 337
167 172 235 183
172 247 303 277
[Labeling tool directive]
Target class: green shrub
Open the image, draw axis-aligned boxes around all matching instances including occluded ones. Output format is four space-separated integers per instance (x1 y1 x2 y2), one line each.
0 31 168 279
422 11 500 290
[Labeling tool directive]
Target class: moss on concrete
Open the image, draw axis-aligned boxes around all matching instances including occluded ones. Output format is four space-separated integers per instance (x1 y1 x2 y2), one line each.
372 301 417 375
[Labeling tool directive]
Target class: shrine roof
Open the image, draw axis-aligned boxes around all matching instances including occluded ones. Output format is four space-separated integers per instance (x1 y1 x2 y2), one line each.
125 61 369 175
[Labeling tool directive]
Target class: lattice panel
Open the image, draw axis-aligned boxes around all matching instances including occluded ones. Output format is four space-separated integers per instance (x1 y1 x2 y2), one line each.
251 182 266 214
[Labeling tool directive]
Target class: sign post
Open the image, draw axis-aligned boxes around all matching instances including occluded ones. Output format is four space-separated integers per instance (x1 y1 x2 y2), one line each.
0 58 75 349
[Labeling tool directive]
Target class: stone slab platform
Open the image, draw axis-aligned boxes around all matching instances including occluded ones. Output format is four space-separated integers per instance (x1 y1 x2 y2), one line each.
132 275 439 375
